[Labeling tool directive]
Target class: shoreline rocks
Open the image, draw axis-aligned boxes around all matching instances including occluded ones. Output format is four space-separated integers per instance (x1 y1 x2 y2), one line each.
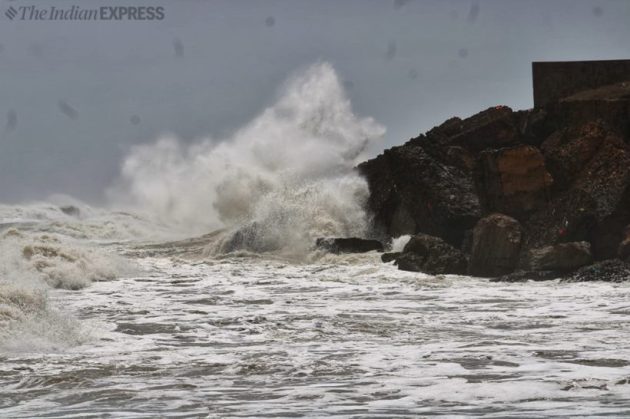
357 78 630 281
469 213 522 277
387 233 467 275
315 237 384 254
527 241 593 272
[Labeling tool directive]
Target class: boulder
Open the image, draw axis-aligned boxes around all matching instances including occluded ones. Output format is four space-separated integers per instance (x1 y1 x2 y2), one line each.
468 213 522 277
491 270 560 283
564 259 630 282
381 252 401 263
393 233 467 275
477 145 553 218
446 106 519 152
617 225 630 261
315 238 384 254
527 241 593 272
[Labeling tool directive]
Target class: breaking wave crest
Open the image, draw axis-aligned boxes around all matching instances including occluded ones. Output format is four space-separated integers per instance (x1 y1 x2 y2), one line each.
110 62 385 255
0 225 134 351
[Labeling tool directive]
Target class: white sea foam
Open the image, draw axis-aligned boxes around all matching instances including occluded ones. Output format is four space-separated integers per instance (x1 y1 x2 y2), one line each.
109 62 385 255
390 234 412 252
0 226 135 351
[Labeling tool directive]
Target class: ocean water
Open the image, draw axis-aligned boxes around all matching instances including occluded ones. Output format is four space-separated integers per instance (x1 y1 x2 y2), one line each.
2 206 630 418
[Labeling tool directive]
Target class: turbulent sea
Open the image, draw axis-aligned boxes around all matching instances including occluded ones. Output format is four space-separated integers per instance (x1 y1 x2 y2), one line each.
3 63 630 417
3 204 630 418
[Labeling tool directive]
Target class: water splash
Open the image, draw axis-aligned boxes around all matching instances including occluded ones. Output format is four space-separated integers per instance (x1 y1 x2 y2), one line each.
110 62 385 255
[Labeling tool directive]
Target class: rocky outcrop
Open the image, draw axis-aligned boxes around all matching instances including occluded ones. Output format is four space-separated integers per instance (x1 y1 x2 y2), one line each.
358 106 522 246
358 144 481 246
361 77 630 280
315 238 384 254
468 214 522 277
564 259 630 282
390 233 467 275
527 242 593 272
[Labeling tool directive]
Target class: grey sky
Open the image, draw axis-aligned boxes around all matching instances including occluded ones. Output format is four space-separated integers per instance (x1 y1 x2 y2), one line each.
0 0 628 203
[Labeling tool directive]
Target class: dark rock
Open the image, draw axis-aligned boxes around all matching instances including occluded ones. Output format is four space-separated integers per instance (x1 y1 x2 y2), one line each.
527 241 593 272
491 270 560 282
446 106 519 152
469 213 522 277
521 189 597 250
617 225 630 261
523 124 630 259
564 259 630 282
381 252 401 263
315 238 384 254
358 144 481 246
394 233 467 275
477 145 553 218
515 108 555 147
358 71 630 275
541 121 608 191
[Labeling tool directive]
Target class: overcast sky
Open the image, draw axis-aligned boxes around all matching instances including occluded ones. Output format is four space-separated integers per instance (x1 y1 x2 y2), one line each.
0 0 629 203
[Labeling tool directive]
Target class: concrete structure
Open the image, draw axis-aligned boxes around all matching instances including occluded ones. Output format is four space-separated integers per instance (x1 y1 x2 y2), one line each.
532 59 630 107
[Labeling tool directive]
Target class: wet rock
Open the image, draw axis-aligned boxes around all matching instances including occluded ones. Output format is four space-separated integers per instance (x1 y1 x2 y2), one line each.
564 259 630 282
522 190 597 250
477 145 553 218
527 241 592 272
315 237 384 254
617 225 630 261
491 270 560 282
358 139 481 246
515 108 554 147
394 233 467 275
381 252 401 263
444 106 519 152
526 125 630 259
469 213 522 277
574 134 630 259
541 121 608 191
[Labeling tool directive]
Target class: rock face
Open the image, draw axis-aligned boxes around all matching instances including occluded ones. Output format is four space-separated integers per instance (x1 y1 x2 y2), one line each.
358 106 519 246
618 226 630 261
527 242 593 272
478 146 553 218
315 238 384 254
468 214 522 277
392 233 467 275
358 144 481 246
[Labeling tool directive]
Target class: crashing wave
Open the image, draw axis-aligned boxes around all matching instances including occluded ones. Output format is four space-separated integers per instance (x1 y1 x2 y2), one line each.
110 62 385 256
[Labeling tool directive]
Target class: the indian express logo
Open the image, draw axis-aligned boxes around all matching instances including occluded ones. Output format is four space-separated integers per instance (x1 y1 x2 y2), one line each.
5 5 165 21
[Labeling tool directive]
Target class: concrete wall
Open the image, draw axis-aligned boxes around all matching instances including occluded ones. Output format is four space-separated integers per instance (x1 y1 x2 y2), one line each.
532 59 630 107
